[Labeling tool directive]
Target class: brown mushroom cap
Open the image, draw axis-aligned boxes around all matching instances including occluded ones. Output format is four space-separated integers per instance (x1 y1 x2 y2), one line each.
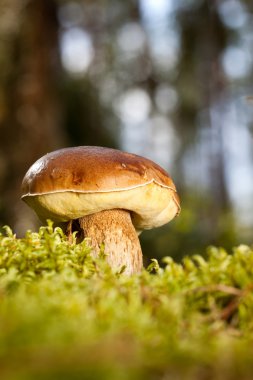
21 146 180 232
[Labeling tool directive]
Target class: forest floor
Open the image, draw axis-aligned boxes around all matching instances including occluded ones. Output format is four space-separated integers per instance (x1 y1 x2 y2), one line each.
0 222 253 380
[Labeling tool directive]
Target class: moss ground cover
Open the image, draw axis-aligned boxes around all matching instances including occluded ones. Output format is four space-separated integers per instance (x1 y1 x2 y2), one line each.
0 222 253 379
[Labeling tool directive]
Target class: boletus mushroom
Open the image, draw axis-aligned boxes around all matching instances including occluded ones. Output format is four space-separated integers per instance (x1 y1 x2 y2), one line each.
21 146 180 274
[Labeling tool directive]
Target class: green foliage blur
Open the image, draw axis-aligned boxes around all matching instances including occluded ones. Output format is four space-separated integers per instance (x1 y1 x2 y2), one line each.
141 192 239 262
1 223 253 379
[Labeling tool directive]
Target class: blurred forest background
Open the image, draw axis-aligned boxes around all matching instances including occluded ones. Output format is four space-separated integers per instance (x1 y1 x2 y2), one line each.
0 0 253 262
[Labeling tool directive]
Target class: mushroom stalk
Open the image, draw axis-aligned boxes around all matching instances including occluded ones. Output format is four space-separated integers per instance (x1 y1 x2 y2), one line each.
68 209 143 275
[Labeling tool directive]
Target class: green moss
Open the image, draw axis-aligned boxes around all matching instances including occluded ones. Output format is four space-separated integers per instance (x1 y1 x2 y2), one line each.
0 222 253 379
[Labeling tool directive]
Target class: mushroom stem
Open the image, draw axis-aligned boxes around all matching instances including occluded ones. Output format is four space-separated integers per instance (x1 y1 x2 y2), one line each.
68 209 143 275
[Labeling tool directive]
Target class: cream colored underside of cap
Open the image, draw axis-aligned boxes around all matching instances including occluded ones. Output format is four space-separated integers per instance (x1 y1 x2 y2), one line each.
23 182 179 232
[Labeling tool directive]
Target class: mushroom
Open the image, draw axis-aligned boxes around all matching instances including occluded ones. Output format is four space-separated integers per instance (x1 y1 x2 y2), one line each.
21 146 180 274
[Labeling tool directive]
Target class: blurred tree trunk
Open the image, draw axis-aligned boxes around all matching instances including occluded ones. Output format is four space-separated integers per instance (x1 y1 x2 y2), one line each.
204 0 229 209
0 0 65 234
176 0 230 242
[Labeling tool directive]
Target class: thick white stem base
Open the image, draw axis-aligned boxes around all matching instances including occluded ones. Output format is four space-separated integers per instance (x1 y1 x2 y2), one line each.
69 209 143 275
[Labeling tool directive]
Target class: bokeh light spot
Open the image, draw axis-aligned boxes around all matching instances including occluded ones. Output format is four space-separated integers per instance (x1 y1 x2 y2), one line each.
222 46 252 79
60 27 94 75
115 88 151 124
